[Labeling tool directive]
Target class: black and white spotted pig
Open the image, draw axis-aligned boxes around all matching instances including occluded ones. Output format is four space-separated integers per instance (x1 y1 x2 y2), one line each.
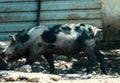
2 23 106 74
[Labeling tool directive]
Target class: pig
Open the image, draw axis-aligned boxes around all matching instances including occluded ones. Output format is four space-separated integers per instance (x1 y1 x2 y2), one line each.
2 23 107 74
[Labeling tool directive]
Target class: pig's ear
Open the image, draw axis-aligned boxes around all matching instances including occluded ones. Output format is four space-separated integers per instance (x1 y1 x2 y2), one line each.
9 35 16 42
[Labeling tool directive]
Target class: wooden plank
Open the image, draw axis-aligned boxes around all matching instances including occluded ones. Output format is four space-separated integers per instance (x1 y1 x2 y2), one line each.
0 9 101 22
0 2 37 12
40 19 102 28
0 12 37 22
41 1 101 11
41 0 101 2
0 0 101 3
0 0 36 2
0 22 36 32
41 0 100 1
0 19 102 32
41 9 101 20
0 1 101 12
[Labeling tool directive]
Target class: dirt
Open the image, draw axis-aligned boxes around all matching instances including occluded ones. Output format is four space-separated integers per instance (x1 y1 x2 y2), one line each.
0 41 120 83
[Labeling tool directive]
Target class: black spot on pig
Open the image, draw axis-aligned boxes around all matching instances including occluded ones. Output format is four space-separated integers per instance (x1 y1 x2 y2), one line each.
75 36 82 46
88 27 92 32
88 27 94 38
15 29 30 44
90 34 94 38
41 29 57 43
21 34 30 43
80 24 85 26
53 24 61 28
38 42 42 47
52 25 61 34
82 30 90 40
75 26 81 32
61 27 71 34
48 44 55 49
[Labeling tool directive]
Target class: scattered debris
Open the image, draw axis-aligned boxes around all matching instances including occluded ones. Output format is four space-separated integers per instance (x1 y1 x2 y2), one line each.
0 41 120 83
0 71 62 82
15 65 32 73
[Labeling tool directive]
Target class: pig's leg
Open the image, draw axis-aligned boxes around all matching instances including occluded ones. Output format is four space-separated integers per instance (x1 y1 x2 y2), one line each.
43 53 55 74
25 46 42 65
83 45 107 74
94 46 107 74
83 46 97 74
25 56 37 65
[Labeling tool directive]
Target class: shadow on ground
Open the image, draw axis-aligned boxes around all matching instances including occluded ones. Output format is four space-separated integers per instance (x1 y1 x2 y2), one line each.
8 48 120 75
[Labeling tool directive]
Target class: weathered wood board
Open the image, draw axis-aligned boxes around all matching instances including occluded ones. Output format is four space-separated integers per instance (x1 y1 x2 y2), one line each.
0 0 102 41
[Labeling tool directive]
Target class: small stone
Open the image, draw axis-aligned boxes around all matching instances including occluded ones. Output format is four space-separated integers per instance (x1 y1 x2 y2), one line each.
0 78 5 82
48 74 62 81
5 77 15 81
92 71 97 75
50 76 61 81
114 73 119 77
27 78 40 82
15 65 32 73
87 74 92 79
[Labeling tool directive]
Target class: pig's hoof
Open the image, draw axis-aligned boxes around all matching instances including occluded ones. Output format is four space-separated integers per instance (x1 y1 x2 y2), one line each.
102 70 107 75
85 69 93 74
50 69 55 74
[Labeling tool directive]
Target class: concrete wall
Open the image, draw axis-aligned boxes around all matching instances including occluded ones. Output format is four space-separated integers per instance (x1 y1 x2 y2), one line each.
102 0 120 42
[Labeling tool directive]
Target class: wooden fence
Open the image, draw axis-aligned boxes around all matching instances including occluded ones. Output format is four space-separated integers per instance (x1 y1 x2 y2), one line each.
0 0 102 41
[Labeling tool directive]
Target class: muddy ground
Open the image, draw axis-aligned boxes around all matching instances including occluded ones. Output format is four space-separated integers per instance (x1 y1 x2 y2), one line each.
0 41 120 83
12 49 120 74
